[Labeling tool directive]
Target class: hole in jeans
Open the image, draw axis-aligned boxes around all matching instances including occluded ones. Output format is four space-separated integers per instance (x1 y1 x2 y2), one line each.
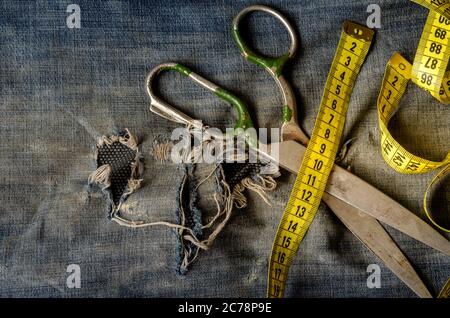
88 129 144 218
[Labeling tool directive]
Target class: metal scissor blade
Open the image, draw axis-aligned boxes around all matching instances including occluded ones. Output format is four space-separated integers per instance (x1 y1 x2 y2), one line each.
261 140 450 255
323 193 432 298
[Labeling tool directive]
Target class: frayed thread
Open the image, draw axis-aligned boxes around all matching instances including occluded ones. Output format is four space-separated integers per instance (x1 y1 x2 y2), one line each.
106 160 279 274
151 139 173 162
88 164 112 190
199 165 278 243
121 159 144 197
97 128 139 150
234 175 277 207
88 129 144 218
104 125 280 274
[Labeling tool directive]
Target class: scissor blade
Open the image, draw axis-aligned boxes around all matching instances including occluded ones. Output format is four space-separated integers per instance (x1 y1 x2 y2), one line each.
323 193 432 298
261 140 450 255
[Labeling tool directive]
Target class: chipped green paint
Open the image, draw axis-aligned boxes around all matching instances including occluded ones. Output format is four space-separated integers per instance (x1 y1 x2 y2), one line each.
215 87 254 131
282 105 292 122
161 64 192 77
272 53 290 77
159 63 257 147
232 27 289 76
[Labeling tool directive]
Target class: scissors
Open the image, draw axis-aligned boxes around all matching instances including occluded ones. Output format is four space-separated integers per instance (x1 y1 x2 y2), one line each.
146 5 450 298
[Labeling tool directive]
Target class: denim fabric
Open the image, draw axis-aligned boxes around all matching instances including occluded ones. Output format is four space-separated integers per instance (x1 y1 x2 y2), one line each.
0 0 449 297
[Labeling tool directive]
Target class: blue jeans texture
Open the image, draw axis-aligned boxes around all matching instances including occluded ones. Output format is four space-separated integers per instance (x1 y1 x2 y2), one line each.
0 0 449 297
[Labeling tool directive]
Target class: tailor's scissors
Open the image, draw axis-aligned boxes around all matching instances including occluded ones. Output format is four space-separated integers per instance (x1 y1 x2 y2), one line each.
146 5 450 298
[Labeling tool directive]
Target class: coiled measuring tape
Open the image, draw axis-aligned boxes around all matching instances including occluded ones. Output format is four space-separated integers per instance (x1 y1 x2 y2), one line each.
377 0 450 233
267 22 374 298
377 53 450 174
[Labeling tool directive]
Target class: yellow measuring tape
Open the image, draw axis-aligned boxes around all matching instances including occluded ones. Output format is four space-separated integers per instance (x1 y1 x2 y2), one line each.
267 22 374 298
377 53 450 174
377 0 450 233
411 8 450 102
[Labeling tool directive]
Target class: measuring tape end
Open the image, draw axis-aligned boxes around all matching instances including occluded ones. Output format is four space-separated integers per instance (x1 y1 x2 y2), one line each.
343 21 374 41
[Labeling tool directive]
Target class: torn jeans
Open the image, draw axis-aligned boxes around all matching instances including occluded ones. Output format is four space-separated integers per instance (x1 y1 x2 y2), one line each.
0 0 449 297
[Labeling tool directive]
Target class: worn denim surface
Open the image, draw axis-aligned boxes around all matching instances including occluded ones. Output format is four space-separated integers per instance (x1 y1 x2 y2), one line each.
0 0 449 297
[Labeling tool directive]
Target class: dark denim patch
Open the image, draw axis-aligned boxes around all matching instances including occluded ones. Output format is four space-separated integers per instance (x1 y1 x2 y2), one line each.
97 140 136 206
88 129 144 219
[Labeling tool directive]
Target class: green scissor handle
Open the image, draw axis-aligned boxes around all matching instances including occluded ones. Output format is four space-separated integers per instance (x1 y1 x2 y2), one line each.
232 5 297 77
146 62 254 133
232 5 309 146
